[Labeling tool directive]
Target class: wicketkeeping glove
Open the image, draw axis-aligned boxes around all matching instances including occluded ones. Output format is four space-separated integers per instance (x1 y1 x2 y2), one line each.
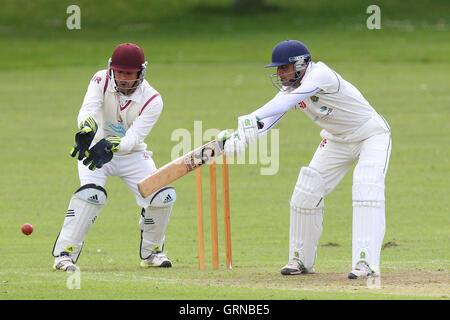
70 117 98 160
83 136 121 170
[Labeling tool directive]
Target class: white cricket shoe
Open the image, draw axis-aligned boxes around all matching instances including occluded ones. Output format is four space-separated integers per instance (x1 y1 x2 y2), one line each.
53 252 76 272
140 251 172 268
281 259 315 275
348 261 376 279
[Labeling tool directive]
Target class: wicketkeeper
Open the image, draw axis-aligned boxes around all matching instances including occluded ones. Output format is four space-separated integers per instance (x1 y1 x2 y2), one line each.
221 40 391 279
52 43 176 271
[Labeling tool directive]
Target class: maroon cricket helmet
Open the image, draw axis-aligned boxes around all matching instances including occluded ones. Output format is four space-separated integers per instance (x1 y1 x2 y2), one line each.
110 43 145 73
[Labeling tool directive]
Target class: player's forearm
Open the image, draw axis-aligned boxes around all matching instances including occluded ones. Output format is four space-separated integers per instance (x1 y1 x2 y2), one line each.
119 125 152 154
257 113 286 137
77 71 107 124
252 87 320 119
117 130 140 154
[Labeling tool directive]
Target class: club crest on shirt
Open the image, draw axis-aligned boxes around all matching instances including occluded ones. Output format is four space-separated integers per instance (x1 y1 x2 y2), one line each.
311 95 319 102
319 106 334 119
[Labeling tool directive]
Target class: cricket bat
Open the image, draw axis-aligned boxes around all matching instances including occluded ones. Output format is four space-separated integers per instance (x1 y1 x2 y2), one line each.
138 121 263 198
138 138 226 198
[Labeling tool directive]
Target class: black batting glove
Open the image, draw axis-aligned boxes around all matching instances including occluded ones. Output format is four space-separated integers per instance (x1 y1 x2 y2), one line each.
83 136 121 171
70 117 98 160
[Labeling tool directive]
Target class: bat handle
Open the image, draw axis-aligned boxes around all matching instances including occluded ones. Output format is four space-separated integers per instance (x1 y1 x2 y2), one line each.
220 120 264 146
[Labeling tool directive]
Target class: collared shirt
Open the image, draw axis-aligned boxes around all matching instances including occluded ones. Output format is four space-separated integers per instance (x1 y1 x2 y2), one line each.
78 70 163 154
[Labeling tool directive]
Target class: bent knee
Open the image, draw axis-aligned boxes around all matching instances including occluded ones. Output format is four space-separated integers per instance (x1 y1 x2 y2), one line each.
291 167 325 210
149 187 176 208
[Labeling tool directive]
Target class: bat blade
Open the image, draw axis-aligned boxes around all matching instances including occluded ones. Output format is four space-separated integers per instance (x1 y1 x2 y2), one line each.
138 139 224 198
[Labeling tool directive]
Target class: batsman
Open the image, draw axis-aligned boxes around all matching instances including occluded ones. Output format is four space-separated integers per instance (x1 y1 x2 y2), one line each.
222 40 391 279
52 43 176 271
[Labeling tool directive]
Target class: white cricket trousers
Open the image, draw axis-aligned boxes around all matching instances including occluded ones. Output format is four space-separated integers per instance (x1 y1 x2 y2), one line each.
78 151 157 208
309 132 392 272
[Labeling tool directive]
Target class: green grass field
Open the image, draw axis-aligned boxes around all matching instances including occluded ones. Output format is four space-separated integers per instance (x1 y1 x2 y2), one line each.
0 0 449 302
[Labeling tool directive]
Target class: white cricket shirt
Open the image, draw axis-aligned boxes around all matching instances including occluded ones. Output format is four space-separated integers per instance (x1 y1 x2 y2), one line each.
253 62 389 142
77 70 163 154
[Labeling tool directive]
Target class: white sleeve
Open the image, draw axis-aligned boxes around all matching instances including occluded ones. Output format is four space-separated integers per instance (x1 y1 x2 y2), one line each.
251 84 320 119
77 71 106 126
257 113 286 137
304 64 339 93
118 95 163 153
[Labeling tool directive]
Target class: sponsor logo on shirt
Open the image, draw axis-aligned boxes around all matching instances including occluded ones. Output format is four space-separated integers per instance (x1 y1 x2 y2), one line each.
320 106 333 115
293 101 307 110
107 122 126 137
318 106 334 121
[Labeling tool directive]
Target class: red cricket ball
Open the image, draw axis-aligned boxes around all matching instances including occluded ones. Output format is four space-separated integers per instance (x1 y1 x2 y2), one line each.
21 223 33 235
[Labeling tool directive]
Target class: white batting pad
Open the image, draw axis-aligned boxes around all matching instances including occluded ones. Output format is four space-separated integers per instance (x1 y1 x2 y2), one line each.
139 187 176 259
291 166 326 209
352 162 387 273
352 203 385 273
352 162 385 202
289 167 325 269
52 184 107 262
289 207 323 269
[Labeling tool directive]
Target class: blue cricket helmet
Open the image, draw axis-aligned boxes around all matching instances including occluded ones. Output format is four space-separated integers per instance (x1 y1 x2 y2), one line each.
265 40 311 68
